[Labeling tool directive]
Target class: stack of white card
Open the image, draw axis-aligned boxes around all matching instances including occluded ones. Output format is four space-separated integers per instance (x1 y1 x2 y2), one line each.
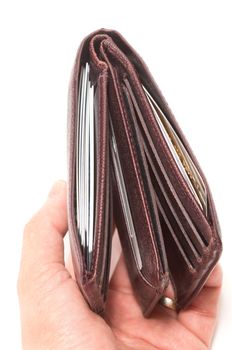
76 63 95 270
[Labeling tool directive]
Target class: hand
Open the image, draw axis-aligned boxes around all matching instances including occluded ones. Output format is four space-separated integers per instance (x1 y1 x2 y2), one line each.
18 181 222 350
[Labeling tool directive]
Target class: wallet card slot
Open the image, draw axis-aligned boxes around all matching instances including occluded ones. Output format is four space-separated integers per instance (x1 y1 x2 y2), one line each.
76 62 96 271
122 77 200 266
156 197 195 270
109 116 143 270
75 61 112 291
143 86 208 216
123 77 211 248
143 139 206 254
106 66 168 283
101 172 113 299
125 77 208 215
145 149 199 267
119 80 168 275
121 73 211 242
149 151 206 255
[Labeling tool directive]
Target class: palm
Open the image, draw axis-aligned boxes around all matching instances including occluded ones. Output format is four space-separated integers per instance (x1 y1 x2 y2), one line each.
60 255 222 350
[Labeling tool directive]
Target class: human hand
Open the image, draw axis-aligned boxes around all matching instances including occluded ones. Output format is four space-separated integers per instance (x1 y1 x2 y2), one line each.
18 181 222 350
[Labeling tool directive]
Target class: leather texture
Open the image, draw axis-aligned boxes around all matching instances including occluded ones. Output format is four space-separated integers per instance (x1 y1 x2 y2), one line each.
67 28 222 317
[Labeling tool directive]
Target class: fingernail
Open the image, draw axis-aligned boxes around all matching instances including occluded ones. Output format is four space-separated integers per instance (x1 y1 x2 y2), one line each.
48 180 66 199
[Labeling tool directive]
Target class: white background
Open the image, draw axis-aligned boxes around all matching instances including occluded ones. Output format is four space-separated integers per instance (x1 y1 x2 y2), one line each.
0 1 231 348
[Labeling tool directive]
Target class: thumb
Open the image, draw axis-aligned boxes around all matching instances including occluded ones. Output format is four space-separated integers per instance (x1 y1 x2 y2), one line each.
19 180 68 284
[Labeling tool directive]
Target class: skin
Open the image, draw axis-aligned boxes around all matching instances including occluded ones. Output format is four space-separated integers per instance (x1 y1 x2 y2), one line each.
18 181 222 350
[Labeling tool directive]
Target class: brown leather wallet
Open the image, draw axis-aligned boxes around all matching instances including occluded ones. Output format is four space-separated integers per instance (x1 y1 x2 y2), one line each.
67 28 222 317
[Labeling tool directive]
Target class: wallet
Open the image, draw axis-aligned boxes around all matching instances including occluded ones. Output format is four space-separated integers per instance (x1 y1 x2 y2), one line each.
67 28 222 317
